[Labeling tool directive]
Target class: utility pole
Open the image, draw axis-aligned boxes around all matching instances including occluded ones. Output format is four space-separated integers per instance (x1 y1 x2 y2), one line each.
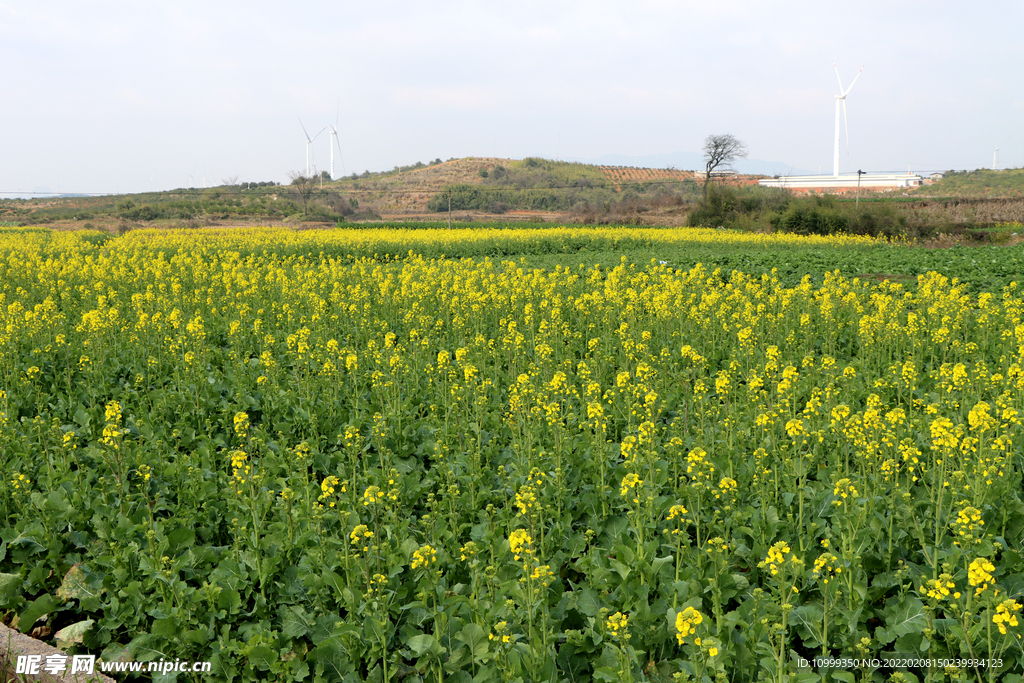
856 170 864 208
448 190 452 229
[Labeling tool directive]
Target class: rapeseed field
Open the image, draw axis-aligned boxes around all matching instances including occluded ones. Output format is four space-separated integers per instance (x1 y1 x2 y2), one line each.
1 227 1022 682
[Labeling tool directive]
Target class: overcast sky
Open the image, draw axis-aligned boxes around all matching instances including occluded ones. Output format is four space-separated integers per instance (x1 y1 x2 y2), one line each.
2 1 1021 195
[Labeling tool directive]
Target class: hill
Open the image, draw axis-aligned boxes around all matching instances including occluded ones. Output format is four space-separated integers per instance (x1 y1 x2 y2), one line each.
910 168 1024 197
329 157 714 219
0 157 763 229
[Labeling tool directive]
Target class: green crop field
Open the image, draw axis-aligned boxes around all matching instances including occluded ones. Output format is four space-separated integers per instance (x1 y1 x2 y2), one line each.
2 226 1024 683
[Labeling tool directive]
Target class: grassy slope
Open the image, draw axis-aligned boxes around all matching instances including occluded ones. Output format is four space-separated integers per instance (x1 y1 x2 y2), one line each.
909 168 1024 197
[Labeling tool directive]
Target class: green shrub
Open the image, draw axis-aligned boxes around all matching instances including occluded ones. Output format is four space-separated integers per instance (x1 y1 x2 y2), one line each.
116 198 161 221
687 183 740 227
769 204 849 235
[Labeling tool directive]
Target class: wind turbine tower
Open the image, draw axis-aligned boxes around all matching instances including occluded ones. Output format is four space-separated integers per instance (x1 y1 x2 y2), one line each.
832 63 863 177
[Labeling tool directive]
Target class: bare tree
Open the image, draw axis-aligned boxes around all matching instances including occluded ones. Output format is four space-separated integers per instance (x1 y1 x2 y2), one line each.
702 134 748 198
287 171 316 216
221 175 240 186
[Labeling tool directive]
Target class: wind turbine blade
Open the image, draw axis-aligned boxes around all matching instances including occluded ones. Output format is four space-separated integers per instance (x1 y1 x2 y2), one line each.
843 66 864 96
298 117 312 143
311 126 329 142
833 61 845 93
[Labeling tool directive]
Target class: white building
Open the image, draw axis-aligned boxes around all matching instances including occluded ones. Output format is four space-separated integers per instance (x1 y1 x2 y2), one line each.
758 173 923 192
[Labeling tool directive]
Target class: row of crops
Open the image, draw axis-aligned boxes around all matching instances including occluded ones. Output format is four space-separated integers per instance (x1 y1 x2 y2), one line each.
1 226 1023 682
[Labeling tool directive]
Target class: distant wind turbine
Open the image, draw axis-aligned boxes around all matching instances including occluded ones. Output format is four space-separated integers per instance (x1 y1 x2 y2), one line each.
299 118 328 177
329 106 345 180
832 62 863 176
993 135 1012 170
329 126 346 180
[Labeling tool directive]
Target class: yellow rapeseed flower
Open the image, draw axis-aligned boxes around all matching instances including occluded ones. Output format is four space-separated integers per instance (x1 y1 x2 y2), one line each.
350 524 373 551
606 612 628 639
319 475 340 507
759 541 798 576
812 553 838 584
832 478 859 506
675 606 703 644
411 544 437 570
667 504 688 521
619 472 642 499
968 557 995 596
509 529 532 562
920 573 956 602
233 411 250 438
362 485 386 506
994 599 1021 635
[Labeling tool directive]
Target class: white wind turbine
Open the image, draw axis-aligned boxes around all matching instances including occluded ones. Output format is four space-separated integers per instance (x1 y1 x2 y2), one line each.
993 135 1012 170
328 107 345 180
299 118 328 177
832 62 863 176
329 126 346 180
